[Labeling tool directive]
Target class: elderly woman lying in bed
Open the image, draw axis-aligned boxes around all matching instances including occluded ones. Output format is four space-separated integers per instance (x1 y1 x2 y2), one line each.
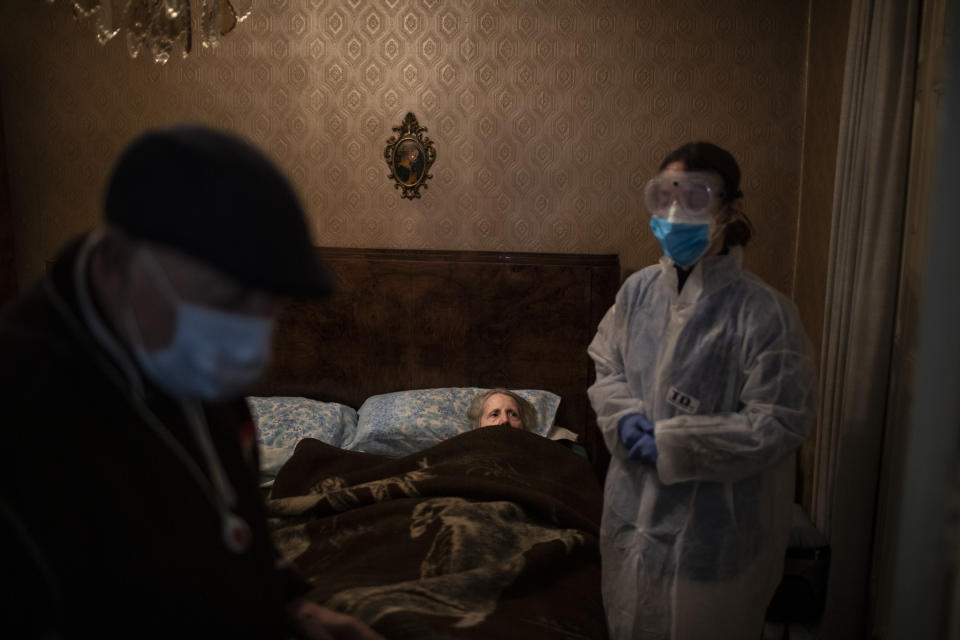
467 388 535 430
468 388 587 460
257 389 606 639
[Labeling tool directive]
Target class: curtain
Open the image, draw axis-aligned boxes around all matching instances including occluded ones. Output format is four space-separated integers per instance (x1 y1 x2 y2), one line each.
811 0 921 637
0 87 16 304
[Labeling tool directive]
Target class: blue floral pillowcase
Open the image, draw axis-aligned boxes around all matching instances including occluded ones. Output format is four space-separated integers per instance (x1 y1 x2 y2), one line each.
345 387 562 457
246 396 358 486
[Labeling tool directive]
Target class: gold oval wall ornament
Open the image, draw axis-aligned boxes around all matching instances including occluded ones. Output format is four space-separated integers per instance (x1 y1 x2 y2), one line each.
384 112 436 199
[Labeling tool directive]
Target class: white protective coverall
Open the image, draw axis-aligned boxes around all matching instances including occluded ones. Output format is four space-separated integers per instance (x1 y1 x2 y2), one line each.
587 247 815 640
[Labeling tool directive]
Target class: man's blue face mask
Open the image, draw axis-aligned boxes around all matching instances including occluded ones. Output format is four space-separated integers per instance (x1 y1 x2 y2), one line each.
128 248 274 401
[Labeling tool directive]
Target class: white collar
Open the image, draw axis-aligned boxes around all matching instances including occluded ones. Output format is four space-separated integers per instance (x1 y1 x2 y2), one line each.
657 246 743 305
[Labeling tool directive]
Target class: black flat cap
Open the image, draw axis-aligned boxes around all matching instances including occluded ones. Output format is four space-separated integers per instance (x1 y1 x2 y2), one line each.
104 124 333 298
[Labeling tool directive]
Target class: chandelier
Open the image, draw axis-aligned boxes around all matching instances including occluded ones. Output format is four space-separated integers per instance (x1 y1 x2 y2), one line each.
53 0 252 64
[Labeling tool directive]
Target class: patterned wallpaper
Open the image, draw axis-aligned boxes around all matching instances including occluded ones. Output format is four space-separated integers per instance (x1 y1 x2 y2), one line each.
0 0 808 292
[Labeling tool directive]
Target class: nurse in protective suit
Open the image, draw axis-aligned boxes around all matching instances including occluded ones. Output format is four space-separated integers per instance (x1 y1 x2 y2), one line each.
588 141 816 640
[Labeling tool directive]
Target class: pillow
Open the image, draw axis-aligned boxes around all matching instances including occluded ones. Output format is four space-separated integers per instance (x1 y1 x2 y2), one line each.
345 387 561 457
546 424 579 442
247 396 358 485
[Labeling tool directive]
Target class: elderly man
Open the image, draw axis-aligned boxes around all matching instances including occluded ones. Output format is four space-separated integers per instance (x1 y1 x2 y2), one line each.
0 125 382 639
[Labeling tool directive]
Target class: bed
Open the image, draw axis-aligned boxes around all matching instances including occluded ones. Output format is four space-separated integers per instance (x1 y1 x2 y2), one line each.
247 247 621 639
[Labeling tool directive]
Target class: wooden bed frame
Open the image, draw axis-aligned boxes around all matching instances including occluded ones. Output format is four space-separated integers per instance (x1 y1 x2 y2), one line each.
254 247 621 478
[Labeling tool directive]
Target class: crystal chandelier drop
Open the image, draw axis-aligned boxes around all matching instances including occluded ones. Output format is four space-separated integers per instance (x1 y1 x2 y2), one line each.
53 0 253 64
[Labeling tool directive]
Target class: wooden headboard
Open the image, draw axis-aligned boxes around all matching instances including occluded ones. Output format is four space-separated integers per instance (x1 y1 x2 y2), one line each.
254 247 620 476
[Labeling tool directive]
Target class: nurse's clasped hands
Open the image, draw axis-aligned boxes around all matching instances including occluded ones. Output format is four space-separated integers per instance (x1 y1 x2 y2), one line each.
617 413 658 467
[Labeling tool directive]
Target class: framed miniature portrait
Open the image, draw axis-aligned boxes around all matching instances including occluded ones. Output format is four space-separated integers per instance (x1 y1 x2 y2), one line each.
384 112 436 199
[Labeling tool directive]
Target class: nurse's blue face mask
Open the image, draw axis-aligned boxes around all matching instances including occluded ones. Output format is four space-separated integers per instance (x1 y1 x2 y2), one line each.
644 170 724 268
649 217 712 268
127 248 275 400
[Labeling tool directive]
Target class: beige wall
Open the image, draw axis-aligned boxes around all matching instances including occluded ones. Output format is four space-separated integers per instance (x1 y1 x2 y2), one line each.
1 0 809 296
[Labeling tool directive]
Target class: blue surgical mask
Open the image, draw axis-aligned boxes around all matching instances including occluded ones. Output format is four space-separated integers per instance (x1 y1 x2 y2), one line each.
128 249 274 400
649 216 712 268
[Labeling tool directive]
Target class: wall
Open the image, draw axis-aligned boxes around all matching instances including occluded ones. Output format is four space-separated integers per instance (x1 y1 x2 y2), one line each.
0 0 809 297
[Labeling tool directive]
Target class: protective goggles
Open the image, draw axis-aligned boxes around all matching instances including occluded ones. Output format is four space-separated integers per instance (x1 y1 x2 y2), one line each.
643 170 726 222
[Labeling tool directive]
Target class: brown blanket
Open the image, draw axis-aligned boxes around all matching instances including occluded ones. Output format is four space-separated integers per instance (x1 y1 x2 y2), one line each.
266 425 607 639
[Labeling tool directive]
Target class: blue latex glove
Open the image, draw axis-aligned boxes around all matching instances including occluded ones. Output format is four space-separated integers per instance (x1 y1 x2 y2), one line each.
617 413 654 446
627 432 658 467
617 413 658 467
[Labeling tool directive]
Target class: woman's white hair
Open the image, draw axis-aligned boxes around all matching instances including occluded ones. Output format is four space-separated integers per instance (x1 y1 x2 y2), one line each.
466 388 537 430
